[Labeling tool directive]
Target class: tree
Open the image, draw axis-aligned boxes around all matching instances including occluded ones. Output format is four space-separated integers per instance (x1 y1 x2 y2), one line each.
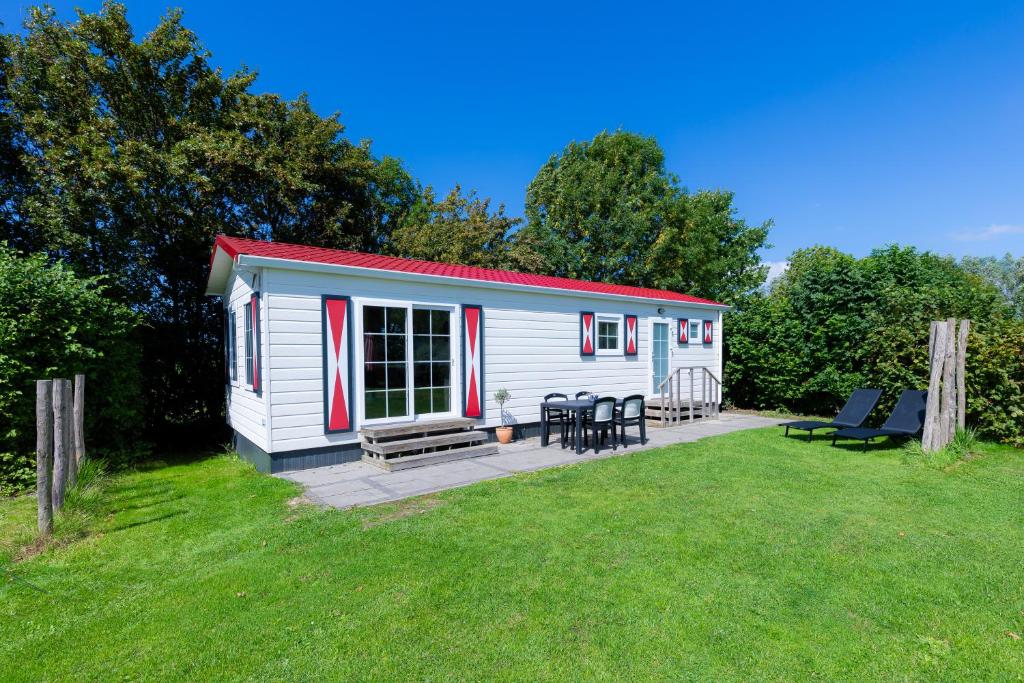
389 185 545 272
648 190 771 303
522 129 770 301
724 244 1023 446
522 130 672 285
0 244 141 494
961 254 1024 319
1 3 418 436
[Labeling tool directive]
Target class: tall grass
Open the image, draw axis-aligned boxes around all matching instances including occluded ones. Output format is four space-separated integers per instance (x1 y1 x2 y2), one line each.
2 458 110 561
903 427 979 469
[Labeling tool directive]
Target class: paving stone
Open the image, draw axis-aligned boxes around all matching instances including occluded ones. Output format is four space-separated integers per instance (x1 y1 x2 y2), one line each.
276 413 785 508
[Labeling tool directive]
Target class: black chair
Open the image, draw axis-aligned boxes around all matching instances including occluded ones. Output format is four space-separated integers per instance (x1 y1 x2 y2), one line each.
831 389 928 452
544 392 570 447
614 394 647 447
781 388 883 441
585 397 618 453
574 391 592 399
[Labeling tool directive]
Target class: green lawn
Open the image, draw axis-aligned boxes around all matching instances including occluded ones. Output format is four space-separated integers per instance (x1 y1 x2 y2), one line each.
1 429 1022 681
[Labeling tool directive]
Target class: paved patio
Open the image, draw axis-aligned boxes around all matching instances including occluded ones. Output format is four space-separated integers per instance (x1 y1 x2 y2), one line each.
277 412 785 508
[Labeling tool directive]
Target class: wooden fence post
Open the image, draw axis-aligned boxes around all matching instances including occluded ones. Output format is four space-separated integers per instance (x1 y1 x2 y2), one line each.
928 321 937 367
36 380 54 535
956 320 969 430
69 374 85 487
51 379 68 511
63 379 75 489
940 319 956 446
922 321 947 452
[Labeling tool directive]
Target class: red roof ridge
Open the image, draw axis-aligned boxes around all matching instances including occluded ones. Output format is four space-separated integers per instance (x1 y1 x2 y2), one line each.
211 234 726 307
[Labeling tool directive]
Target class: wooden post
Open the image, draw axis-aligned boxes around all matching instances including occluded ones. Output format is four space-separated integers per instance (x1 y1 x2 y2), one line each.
956 320 969 430
689 368 694 422
927 321 937 368
62 379 75 489
51 379 68 511
71 374 85 483
922 321 947 452
36 380 54 535
939 319 956 446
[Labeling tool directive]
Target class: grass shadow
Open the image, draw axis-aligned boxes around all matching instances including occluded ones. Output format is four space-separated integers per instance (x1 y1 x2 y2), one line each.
828 437 908 454
106 509 186 533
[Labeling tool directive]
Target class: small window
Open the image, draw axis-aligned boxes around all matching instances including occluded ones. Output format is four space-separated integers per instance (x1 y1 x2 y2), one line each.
689 320 700 343
597 318 620 352
244 302 254 386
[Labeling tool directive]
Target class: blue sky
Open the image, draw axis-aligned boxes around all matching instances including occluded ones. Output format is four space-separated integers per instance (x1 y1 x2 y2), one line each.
3 1 1023 267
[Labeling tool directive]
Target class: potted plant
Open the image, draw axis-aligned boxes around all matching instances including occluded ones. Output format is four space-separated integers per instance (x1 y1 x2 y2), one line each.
494 388 513 444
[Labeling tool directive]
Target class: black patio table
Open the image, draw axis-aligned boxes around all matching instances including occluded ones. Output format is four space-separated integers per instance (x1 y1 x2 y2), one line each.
540 397 623 454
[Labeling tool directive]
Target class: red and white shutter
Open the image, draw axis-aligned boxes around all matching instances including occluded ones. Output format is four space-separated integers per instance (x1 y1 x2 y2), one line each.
703 319 713 344
580 311 595 356
322 295 353 433
678 318 688 344
462 305 484 418
251 293 262 396
624 314 638 356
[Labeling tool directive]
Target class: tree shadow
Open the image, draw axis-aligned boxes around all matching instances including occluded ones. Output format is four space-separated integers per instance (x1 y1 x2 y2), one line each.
828 438 906 454
106 509 186 533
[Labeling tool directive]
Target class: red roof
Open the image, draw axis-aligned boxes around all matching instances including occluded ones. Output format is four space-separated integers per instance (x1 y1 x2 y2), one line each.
209 235 726 306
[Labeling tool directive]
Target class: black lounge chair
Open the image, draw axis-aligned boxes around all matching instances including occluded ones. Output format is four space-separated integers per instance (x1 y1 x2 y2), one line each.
831 389 928 452
781 388 883 441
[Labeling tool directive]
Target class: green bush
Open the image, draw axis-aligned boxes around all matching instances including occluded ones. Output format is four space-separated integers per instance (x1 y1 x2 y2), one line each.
725 245 1024 446
0 245 143 493
0 451 35 496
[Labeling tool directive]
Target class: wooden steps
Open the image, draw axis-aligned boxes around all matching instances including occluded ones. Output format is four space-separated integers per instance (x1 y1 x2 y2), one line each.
360 418 497 471
645 397 717 427
365 443 498 472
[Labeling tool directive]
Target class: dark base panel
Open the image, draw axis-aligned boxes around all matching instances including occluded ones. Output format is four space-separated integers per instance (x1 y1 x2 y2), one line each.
233 422 548 474
233 432 272 473
486 421 544 442
232 431 363 474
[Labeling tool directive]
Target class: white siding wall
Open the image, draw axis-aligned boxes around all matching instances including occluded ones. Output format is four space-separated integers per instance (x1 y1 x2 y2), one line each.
256 265 725 454
224 270 269 451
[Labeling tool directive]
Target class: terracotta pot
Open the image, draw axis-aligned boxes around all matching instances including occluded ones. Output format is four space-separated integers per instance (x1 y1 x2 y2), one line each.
496 426 513 444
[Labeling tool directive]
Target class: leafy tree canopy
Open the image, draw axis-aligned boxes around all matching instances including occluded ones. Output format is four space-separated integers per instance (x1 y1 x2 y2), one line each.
725 244 1023 445
521 129 770 302
389 185 545 272
960 254 1024 319
0 244 141 493
0 2 419 432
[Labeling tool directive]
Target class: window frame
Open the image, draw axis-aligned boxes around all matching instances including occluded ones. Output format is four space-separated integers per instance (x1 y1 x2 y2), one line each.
688 319 701 344
411 306 454 417
228 309 238 384
243 301 254 388
595 314 623 356
354 298 460 426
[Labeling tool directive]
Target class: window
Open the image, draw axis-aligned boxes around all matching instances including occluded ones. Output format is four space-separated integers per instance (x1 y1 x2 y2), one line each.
243 302 254 386
228 310 237 382
596 317 620 353
689 320 700 343
363 306 408 419
413 309 452 415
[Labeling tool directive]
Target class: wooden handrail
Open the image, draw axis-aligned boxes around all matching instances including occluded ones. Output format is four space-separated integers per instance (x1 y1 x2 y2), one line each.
656 366 721 425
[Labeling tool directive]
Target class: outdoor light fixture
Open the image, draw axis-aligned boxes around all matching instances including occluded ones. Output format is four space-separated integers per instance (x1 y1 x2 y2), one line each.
657 307 665 314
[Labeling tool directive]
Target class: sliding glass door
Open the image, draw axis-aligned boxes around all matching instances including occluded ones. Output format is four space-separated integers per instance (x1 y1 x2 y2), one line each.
362 303 454 422
362 306 408 420
413 309 452 416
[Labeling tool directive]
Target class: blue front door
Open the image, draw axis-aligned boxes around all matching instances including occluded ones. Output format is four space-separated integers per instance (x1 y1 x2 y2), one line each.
651 322 669 394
